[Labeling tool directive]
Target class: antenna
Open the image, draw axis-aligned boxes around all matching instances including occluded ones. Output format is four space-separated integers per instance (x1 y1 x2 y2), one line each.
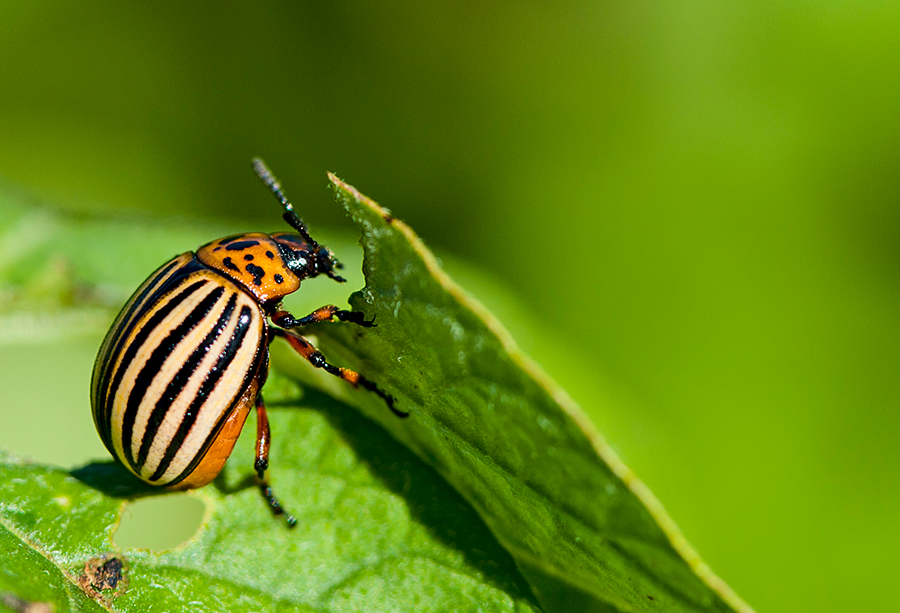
251 158 318 247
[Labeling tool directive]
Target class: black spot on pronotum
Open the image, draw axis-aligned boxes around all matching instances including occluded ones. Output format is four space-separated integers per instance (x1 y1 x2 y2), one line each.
246 263 265 286
244 254 254 261
225 240 261 251
222 257 239 272
265 250 275 259
274 274 284 284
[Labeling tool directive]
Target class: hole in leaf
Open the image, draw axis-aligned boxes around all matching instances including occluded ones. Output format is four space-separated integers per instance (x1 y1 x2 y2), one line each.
114 494 205 550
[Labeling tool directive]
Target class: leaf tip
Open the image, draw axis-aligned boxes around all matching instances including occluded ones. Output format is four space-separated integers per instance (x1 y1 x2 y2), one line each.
327 173 396 225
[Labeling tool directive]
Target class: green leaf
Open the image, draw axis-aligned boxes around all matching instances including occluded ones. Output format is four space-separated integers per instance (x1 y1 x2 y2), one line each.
0 381 541 612
0 178 751 612
292 175 753 613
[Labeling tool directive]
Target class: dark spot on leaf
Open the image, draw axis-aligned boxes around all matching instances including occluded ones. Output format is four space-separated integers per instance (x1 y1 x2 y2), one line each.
77 554 128 600
225 239 261 251
246 263 265 286
274 274 284 284
222 257 239 272
244 254 254 261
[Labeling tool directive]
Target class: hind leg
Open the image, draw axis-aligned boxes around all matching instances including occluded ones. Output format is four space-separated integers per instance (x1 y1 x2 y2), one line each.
253 392 297 527
270 326 407 418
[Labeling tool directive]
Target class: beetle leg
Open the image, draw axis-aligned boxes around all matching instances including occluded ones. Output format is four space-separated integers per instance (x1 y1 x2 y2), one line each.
271 305 375 328
254 393 297 527
271 327 408 418
254 393 272 477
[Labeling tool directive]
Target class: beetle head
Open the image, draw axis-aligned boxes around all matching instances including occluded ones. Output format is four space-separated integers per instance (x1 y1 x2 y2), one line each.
252 158 347 284
313 245 346 282
271 233 346 283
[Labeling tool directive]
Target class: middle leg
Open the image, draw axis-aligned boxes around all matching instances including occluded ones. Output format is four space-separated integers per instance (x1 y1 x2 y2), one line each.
254 393 297 527
271 305 374 329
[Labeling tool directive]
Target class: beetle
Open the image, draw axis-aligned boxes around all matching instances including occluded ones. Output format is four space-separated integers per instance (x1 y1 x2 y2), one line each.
90 158 406 526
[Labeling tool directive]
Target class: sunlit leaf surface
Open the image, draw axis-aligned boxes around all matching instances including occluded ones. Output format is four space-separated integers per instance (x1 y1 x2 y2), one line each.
0 182 750 612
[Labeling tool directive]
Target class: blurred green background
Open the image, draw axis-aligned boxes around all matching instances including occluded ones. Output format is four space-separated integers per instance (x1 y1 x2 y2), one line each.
2 2 899 611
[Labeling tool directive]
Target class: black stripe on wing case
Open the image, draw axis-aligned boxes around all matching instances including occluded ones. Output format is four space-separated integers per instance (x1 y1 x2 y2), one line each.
121 284 225 469
99 258 183 375
99 278 207 453
93 257 187 450
156 306 256 484
97 257 203 413
92 258 182 401
135 293 239 470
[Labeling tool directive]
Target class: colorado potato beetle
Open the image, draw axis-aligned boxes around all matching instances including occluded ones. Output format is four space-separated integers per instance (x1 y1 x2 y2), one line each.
90 159 405 526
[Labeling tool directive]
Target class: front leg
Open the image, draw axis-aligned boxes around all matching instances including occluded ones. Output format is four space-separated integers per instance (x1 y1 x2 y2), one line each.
271 305 375 329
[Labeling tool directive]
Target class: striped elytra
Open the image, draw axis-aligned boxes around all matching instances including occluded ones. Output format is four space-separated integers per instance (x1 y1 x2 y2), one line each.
91 255 266 488
90 159 406 526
